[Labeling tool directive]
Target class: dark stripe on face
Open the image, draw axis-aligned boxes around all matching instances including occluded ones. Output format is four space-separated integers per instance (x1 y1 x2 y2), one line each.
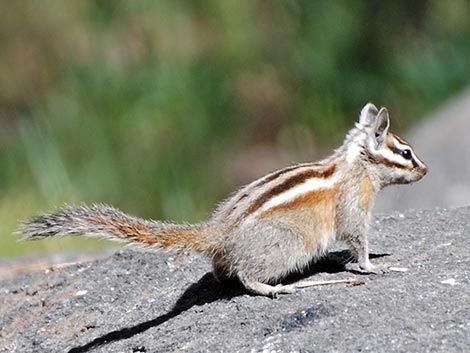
241 164 336 219
390 146 405 157
363 150 409 170
390 146 419 168
391 134 423 169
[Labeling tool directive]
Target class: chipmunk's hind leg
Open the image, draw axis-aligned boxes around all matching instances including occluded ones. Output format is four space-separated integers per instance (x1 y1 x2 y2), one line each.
238 275 296 298
224 220 312 297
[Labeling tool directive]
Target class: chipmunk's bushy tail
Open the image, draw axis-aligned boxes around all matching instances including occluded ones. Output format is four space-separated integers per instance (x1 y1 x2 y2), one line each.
17 204 218 253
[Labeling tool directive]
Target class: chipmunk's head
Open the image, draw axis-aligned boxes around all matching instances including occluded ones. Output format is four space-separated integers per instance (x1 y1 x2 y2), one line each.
349 103 428 187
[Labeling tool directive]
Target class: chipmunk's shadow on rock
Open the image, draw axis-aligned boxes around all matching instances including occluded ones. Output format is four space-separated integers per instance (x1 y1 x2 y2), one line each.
67 250 388 353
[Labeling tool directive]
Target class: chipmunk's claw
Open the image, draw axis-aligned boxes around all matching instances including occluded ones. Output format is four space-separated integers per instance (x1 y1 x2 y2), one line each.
346 262 390 275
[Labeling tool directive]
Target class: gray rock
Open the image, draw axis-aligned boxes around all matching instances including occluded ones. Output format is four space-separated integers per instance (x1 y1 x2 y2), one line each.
1 207 469 353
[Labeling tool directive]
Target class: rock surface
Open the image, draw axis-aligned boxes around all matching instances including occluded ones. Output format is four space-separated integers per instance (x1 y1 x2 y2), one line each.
1 207 469 353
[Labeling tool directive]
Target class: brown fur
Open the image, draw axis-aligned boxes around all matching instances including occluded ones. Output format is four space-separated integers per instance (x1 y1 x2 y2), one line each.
242 164 336 220
222 165 309 218
260 188 338 252
360 178 374 212
81 213 213 252
390 132 408 146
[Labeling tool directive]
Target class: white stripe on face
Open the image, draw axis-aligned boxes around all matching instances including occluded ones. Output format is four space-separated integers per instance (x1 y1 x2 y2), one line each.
392 136 426 167
391 136 414 165
369 135 414 168
382 147 412 167
392 135 428 168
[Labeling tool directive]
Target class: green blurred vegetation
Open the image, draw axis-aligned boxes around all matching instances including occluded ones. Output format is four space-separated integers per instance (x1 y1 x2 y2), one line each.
0 0 468 258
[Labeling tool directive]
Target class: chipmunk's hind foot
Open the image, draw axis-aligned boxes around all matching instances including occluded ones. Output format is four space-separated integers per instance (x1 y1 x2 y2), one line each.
239 276 296 298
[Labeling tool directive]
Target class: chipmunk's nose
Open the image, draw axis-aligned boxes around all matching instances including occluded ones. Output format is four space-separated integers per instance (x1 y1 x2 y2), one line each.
420 163 428 176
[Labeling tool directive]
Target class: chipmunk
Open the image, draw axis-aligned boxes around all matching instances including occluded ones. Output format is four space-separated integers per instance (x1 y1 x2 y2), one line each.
18 103 427 297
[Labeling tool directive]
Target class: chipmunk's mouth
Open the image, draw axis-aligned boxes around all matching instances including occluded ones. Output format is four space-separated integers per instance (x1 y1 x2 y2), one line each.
394 169 427 185
414 165 428 179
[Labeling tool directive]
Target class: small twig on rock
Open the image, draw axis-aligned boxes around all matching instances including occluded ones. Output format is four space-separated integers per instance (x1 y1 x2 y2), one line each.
295 278 365 288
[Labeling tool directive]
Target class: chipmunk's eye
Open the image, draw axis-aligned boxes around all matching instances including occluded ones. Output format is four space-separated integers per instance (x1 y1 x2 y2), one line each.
401 149 412 160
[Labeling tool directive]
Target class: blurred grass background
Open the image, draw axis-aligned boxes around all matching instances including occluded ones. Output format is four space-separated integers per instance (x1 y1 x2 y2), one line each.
0 0 468 258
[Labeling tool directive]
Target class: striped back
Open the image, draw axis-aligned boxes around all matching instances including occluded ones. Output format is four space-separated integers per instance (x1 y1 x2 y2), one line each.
213 103 427 226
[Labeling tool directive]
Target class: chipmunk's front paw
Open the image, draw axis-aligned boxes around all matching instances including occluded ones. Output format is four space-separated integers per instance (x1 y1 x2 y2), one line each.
347 261 390 275
364 263 390 274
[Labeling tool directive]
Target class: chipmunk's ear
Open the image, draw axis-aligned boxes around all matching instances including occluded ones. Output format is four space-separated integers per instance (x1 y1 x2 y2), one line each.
373 107 390 144
359 103 379 126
